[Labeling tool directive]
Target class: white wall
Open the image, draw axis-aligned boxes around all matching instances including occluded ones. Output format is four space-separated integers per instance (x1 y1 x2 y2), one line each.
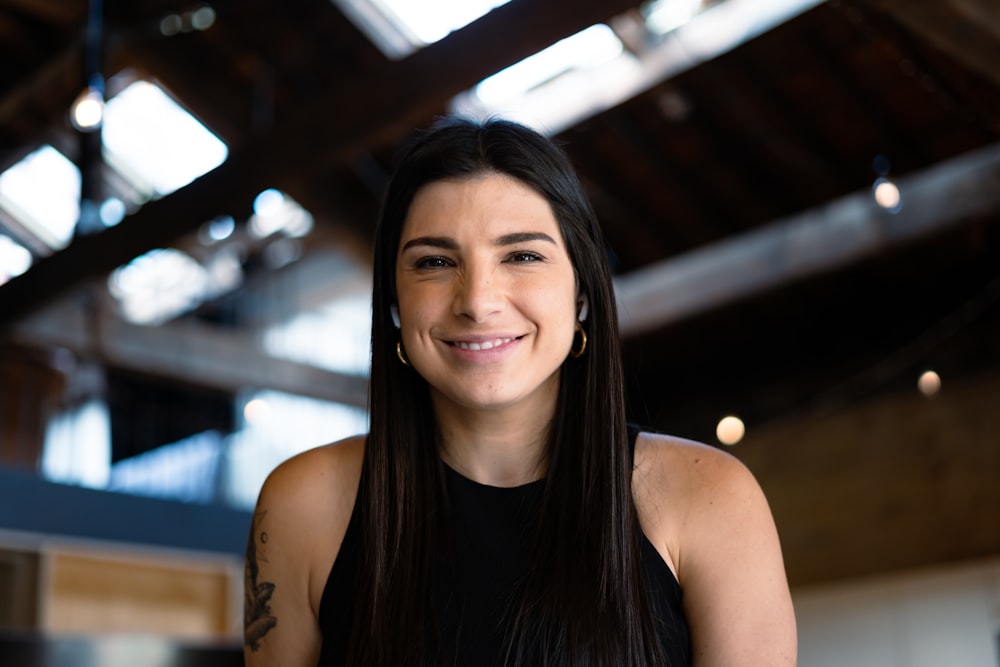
794 557 1000 667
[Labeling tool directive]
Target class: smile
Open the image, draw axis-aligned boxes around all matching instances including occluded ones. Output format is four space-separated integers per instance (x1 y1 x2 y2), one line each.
450 337 518 351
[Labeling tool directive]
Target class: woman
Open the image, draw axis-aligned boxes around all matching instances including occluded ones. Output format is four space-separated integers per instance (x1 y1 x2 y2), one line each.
244 117 796 666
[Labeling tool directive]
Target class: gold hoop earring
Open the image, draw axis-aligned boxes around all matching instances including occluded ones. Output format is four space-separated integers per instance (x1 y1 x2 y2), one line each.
396 340 411 366
570 326 587 358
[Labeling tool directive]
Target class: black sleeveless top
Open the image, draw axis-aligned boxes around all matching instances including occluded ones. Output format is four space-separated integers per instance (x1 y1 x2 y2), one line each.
317 429 692 665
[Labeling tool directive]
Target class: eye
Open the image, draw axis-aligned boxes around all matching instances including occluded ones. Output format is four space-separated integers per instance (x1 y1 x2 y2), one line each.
506 251 544 263
415 256 453 269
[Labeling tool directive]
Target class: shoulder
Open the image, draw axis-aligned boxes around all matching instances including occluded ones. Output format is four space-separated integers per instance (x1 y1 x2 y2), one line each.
633 430 755 518
252 435 366 611
244 435 366 665
632 430 772 577
259 434 366 511
633 429 743 486
632 430 797 665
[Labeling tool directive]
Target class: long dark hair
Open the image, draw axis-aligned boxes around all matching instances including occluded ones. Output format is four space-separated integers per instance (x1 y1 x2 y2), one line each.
351 116 664 665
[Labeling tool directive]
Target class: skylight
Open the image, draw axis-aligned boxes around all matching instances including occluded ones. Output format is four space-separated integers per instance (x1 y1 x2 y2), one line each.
473 24 625 108
380 0 509 44
0 145 81 249
332 0 510 59
0 78 227 261
108 247 242 325
264 290 372 377
451 23 638 133
102 80 228 198
226 390 369 509
452 0 825 134
643 0 707 35
0 234 33 285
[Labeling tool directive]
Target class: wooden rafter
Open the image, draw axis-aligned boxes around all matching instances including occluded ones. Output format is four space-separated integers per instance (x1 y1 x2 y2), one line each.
0 0 644 328
616 142 1000 337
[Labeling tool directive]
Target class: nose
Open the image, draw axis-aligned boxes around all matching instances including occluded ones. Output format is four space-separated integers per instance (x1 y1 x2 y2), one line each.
453 263 503 322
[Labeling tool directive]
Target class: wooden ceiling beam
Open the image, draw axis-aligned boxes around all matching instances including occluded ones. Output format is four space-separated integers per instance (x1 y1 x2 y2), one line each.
7 143 998 409
615 142 1000 337
728 54 854 198
0 0 641 328
116 40 252 145
2 0 84 25
870 0 1000 87
7 294 369 408
0 42 80 170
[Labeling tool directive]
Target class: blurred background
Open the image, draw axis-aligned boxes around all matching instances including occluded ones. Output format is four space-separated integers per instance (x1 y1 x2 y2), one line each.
0 0 998 665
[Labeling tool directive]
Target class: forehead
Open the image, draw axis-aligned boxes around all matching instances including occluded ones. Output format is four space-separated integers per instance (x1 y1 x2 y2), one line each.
401 173 563 241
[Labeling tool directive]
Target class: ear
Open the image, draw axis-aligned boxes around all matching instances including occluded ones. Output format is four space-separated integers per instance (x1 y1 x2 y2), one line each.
577 294 589 322
390 304 401 329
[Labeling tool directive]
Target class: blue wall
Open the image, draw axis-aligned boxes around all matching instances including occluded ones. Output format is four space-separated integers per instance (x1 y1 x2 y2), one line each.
0 467 251 556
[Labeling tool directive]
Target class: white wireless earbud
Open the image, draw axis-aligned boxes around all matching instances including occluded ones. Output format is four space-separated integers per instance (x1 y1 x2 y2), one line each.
577 295 589 322
390 304 401 329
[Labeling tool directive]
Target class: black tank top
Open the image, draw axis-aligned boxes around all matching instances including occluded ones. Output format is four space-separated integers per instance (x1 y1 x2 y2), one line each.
317 429 691 665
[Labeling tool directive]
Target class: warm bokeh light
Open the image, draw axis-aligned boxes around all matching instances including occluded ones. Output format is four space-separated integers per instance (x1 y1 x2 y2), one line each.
70 87 104 131
716 415 745 446
873 177 901 212
244 398 271 425
918 370 941 397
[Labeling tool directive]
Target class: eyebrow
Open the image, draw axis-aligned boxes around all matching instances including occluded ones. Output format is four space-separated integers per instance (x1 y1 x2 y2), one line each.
495 232 557 246
400 231 557 252
400 236 457 252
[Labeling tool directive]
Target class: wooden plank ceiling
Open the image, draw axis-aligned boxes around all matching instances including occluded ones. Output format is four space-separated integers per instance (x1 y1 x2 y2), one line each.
0 0 998 586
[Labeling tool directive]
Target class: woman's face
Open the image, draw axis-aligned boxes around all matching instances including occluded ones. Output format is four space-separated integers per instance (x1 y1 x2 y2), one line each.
394 173 579 416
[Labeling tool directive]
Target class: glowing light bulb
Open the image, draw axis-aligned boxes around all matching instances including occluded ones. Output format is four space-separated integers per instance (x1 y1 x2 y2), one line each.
873 177 901 212
917 370 941 397
70 87 105 131
716 415 745 446
244 398 271 424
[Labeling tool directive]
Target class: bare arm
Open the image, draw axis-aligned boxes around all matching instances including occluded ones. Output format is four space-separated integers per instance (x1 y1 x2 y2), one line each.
636 434 797 666
244 437 363 667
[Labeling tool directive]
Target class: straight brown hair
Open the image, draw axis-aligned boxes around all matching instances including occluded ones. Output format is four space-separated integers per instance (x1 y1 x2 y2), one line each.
349 116 666 665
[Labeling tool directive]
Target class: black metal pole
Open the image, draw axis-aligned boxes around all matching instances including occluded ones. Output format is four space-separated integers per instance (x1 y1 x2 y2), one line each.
75 0 105 239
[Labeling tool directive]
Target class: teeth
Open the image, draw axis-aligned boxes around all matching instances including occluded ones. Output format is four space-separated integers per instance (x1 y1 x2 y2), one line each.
455 338 512 350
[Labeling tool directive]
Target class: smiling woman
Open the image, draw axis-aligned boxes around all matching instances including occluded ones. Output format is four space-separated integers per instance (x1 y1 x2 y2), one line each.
395 174 579 427
243 117 797 667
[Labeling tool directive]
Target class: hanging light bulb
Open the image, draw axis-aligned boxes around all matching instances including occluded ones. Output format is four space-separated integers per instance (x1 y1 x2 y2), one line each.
70 84 105 131
917 370 941 397
872 176 901 213
871 153 901 214
716 415 745 446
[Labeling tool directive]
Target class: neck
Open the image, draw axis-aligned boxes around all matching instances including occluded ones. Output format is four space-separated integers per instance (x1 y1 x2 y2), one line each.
431 393 555 488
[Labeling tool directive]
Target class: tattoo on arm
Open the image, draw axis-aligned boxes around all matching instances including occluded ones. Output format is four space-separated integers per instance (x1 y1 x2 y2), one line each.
244 509 278 651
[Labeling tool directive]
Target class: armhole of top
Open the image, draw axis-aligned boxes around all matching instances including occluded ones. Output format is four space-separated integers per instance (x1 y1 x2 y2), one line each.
627 423 640 467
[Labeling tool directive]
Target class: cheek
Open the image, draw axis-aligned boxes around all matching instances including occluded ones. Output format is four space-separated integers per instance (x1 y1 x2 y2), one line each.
396 292 442 350
526 282 578 333
395 280 429 319
401 289 439 318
